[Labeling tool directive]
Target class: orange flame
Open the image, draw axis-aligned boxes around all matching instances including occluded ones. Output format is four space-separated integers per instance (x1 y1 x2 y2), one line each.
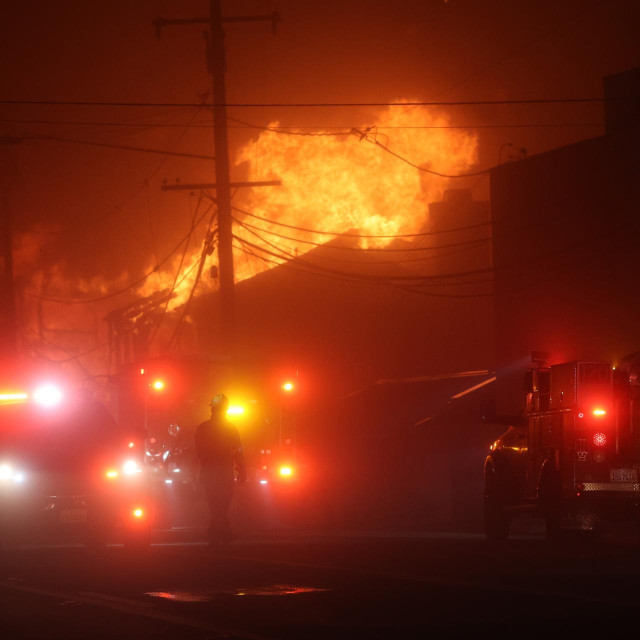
139 103 477 307
231 103 477 279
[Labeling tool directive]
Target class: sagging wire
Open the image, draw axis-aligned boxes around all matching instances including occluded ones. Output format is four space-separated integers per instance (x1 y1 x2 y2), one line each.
165 217 219 354
234 239 494 298
228 203 492 239
233 215 492 253
148 194 211 347
29 204 213 305
351 127 490 178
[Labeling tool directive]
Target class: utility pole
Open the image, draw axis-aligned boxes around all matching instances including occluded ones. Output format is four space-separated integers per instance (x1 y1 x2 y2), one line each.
0 136 21 358
208 0 234 342
153 3 279 357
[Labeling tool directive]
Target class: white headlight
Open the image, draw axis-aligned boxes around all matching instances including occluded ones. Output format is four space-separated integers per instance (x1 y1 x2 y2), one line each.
33 383 63 407
123 459 141 475
0 464 13 480
0 463 27 485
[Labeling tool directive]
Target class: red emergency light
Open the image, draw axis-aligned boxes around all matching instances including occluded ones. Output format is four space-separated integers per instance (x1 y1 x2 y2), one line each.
593 432 607 447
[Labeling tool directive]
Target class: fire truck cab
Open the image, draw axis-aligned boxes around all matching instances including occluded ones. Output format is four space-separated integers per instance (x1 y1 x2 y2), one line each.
0 380 157 548
484 357 640 540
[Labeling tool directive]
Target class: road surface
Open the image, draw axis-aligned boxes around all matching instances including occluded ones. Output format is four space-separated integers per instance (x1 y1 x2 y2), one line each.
1 528 639 639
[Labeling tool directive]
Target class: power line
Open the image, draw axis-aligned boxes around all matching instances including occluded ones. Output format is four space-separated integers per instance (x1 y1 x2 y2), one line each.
148 195 210 346
234 216 491 252
25 134 215 161
234 239 493 299
29 205 212 305
166 216 218 354
227 115 350 137
0 97 610 108
234 231 494 283
1 117 605 130
230 203 491 239
241 228 488 266
353 128 490 178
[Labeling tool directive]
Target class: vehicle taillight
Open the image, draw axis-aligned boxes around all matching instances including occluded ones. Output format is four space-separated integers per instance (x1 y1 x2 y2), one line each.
132 508 144 519
593 408 607 417
105 469 119 479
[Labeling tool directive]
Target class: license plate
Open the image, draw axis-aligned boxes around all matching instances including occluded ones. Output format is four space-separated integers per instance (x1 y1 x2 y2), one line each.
610 468 638 483
60 508 87 524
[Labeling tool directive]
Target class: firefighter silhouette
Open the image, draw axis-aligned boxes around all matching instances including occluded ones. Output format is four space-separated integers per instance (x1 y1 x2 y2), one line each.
195 393 246 545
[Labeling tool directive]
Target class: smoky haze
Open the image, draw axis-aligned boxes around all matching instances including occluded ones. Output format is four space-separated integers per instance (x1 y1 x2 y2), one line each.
0 0 637 380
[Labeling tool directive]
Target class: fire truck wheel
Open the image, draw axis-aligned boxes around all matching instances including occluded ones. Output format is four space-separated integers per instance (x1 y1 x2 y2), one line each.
539 468 562 542
484 463 511 541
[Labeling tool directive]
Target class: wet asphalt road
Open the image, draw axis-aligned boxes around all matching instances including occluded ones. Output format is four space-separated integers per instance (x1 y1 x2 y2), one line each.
2 529 640 639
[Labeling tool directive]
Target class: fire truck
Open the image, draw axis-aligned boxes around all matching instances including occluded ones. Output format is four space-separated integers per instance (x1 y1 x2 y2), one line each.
0 377 157 548
484 354 640 540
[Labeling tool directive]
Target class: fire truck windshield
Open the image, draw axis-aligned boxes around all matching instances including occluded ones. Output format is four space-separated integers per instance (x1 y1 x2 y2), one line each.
0 400 123 472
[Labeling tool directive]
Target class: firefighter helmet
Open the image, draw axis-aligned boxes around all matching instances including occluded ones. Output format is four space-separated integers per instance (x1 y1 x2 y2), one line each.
210 393 229 412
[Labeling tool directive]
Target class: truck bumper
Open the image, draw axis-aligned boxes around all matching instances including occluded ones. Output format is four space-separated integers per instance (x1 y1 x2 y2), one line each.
563 491 640 530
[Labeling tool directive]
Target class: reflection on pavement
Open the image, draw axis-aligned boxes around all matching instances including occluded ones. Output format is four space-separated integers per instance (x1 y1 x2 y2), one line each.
145 585 331 601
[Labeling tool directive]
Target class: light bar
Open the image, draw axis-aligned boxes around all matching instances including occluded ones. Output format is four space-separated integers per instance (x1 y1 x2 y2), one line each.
0 392 28 405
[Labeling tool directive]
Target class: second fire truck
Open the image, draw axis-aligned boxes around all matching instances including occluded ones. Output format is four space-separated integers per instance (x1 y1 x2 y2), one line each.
484 353 640 540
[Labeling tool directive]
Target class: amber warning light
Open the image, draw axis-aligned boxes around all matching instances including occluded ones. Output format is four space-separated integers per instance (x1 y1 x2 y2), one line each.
0 392 28 405
227 405 246 417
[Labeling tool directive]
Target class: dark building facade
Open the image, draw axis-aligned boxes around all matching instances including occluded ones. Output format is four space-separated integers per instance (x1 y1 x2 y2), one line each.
491 67 640 417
